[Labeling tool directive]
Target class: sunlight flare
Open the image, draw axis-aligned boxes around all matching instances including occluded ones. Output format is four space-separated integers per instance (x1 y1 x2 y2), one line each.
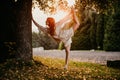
67 0 75 7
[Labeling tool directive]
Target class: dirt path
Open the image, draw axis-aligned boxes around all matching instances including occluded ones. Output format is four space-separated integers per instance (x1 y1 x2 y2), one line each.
33 48 120 65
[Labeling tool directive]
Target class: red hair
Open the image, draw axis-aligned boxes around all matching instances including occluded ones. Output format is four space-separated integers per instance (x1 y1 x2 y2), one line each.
46 17 55 36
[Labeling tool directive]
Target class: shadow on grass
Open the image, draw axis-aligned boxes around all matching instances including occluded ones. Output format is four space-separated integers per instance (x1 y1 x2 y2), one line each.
107 60 120 69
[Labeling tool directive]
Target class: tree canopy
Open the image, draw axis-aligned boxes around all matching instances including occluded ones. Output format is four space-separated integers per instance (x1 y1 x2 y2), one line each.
32 0 116 14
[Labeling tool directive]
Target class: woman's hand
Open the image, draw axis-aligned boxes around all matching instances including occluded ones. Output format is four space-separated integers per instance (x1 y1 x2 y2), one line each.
71 6 75 14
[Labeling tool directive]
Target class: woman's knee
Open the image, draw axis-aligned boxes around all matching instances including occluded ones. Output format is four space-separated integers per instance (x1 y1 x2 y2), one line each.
65 45 71 53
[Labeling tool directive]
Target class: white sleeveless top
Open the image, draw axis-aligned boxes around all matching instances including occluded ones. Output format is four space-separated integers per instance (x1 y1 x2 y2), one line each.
53 19 74 47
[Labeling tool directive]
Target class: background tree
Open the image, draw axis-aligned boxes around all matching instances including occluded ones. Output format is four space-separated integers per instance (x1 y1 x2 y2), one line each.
32 31 58 49
96 13 107 50
72 0 98 50
103 0 120 51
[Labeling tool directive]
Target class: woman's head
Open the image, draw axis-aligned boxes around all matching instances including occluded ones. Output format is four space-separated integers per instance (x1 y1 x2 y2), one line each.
46 17 55 35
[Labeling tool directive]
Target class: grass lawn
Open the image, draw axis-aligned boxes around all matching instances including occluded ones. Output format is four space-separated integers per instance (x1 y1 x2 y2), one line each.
0 56 120 80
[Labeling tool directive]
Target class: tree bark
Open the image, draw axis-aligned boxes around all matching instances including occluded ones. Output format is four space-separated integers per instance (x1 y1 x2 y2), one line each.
0 0 32 63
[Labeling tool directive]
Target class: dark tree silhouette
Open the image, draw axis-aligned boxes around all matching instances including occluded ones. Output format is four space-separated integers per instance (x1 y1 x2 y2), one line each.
0 0 32 63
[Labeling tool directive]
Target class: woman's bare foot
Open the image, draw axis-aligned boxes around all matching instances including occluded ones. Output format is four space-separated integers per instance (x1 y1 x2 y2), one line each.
64 65 68 70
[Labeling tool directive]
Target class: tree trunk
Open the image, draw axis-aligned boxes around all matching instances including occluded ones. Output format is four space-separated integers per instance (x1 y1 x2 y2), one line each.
0 0 32 63
15 0 32 62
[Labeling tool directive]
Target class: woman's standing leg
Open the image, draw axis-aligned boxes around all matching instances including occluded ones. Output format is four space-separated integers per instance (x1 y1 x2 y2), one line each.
64 44 71 69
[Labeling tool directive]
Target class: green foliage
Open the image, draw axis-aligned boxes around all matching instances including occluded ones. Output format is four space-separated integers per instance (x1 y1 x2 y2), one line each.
103 1 120 51
0 56 120 80
32 32 58 49
58 42 64 50
72 31 91 50
72 6 98 50
90 28 97 49
89 20 97 49
96 14 106 50
32 32 41 47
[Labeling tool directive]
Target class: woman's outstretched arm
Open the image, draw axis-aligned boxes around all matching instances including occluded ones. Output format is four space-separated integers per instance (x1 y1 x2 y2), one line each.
72 8 80 31
56 11 72 26
32 17 44 29
32 17 49 33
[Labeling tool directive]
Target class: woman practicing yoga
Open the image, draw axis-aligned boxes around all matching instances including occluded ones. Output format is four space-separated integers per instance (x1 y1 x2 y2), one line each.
32 7 80 69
